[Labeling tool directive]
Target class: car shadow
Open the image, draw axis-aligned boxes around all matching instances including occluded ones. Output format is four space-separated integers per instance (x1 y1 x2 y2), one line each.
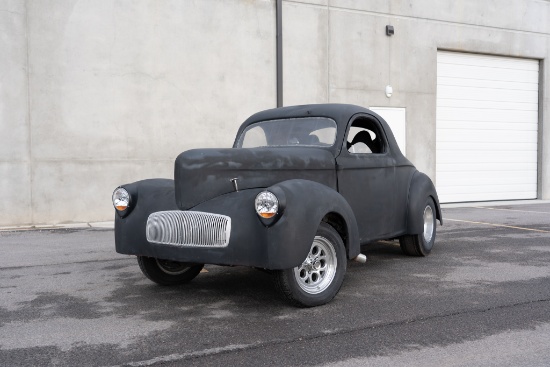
103 240 411 317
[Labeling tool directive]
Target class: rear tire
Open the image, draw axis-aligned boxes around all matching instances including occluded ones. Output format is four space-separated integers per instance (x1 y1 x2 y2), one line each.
137 256 204 285
273 222 347 307
400 197 436 257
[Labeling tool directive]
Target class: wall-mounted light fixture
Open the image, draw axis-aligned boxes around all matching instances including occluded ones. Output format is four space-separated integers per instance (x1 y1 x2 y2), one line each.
385 85 393 98
386 25 394 36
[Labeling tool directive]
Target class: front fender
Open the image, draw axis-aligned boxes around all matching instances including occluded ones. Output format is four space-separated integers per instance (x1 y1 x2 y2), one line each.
264 179 360 269
406 171 443 235
115 179 179 256
115 179 360 270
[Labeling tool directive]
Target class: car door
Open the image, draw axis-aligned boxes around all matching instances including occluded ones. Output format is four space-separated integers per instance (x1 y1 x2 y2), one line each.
335 115 398 243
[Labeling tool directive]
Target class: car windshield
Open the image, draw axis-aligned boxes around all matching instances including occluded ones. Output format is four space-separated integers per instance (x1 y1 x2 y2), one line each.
236 117 337 148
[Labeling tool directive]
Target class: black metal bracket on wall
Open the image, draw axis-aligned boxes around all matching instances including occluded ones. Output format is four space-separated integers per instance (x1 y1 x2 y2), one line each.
276 0 283 107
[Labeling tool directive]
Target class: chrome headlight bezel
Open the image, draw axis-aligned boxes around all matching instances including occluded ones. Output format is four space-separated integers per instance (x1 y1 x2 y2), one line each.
112 187 131 212
255 191 279 219
254 188 286 227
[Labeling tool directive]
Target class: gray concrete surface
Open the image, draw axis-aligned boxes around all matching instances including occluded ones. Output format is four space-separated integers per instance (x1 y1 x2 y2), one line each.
2 0 549 227
0 203 549 366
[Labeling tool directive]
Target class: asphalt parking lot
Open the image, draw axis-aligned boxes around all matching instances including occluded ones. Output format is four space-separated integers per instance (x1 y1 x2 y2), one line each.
1 202 549 366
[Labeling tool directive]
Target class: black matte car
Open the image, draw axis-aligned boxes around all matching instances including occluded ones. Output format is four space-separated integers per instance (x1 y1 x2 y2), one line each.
112 104 442 307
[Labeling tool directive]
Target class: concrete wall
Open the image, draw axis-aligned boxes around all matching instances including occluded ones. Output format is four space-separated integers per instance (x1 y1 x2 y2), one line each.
0 0 30 226
1 0 276 226
1 0 549 226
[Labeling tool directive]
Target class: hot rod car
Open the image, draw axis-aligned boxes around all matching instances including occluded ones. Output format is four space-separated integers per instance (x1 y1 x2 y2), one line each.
113 104 442 307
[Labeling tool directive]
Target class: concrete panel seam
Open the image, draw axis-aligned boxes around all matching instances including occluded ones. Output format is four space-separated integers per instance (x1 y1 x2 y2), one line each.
0 9 25 16
326 5 550 36
283 1 328 10
436 47 546 61
24 0 33 224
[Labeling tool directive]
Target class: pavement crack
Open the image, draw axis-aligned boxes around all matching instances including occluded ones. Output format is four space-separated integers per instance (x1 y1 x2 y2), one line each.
117 298 550 367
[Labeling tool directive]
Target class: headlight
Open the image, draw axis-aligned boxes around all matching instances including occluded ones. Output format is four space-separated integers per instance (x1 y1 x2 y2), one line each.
255 191 278 218
112 187 130 211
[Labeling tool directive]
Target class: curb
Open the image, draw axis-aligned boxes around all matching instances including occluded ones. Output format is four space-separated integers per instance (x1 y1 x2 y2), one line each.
0 221 114 232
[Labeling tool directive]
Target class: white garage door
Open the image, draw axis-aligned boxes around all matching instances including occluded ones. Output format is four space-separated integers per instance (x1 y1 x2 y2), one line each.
436 51 539 203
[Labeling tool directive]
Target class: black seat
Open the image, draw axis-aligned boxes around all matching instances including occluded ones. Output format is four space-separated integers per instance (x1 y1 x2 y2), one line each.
350 131 376 152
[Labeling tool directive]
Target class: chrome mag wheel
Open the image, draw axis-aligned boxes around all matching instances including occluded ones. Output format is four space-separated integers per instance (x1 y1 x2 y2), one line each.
293 236 337 295
423 204 435 244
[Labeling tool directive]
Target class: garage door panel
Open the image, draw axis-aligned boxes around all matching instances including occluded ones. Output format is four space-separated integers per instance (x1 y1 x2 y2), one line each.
437 86 538 103
437 76 539 91
437 151 537 164
437 120 538 131
437 129 537 143
435 142 537 152
438 184 537 195
437 172 537 186
437 108 538 124
438 185 537 199
438 52 539 71
437 162 538 172
437 64 539 83
437 171 538 186
437 98 538 111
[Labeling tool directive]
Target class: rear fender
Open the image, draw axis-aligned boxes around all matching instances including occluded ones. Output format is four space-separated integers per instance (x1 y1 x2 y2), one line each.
405 171 443 234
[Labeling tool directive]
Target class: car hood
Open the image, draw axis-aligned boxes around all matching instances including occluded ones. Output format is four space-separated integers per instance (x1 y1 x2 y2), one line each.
174 147 337 210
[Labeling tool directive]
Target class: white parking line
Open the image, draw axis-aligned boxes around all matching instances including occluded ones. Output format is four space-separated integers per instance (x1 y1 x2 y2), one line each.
473 207 550 214
446 218 550 233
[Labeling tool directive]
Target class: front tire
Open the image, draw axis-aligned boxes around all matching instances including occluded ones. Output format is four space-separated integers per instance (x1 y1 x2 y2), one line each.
400 197 437 256
273 222 347 307
137 256 204 285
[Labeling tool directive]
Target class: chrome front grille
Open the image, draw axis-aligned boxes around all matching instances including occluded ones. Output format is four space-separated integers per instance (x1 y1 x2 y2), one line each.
146 211 231 248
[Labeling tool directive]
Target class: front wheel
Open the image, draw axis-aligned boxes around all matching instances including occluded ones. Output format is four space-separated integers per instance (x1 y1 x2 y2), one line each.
399 197 437 256
272 222 347 307
137 256 204 285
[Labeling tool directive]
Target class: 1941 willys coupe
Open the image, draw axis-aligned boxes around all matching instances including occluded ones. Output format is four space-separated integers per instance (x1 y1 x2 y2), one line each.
113 104 442 307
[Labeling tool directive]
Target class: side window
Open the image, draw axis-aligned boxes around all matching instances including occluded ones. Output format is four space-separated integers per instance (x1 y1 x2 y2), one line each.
346 118 385 154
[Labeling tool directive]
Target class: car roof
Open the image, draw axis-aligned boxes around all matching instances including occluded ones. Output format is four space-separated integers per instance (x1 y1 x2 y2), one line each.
233 104 410 166
238 103 370 131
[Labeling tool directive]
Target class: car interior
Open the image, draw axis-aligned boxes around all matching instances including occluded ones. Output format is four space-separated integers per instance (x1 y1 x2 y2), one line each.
347 118 384 154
